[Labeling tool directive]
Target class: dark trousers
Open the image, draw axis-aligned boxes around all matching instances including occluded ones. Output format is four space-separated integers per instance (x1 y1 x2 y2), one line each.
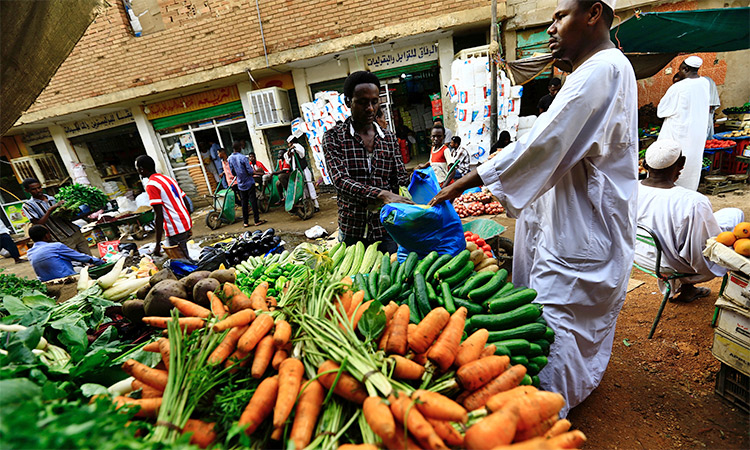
0 233 20 260
239 188 260 225
342 233 398 254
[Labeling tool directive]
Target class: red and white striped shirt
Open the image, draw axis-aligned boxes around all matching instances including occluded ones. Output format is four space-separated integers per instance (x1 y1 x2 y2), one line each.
146 173 192 237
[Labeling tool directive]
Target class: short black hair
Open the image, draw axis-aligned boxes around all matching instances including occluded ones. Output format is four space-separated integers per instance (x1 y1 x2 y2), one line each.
451 136 462 145
431 124 445 133
343 71 380 99
29 224 49 242
232 141 243 152
135 155 155 172
549 77 561 87
577 0 614 28
22 178 40 190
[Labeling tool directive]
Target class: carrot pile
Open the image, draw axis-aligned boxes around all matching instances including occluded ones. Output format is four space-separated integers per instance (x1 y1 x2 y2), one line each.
105 264 586 449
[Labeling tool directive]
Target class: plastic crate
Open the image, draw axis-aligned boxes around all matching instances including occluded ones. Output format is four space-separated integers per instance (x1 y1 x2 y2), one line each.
715 362 750 413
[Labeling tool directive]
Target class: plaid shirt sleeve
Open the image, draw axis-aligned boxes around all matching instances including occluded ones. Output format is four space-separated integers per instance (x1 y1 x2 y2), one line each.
323 128 382 202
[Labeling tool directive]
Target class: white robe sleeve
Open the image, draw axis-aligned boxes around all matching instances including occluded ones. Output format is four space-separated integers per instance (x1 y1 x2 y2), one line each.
477 61 621 217
657 84 680 119
678 200 726 278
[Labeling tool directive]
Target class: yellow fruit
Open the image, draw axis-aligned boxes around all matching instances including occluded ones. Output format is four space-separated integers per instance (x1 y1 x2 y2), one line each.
716 231 737 246
734 222 750 239
734 238 750 257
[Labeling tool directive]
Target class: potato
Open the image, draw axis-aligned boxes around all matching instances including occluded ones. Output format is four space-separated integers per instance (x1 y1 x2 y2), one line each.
122 299 145 323
193 278 220 308
144 280 187 316
466 241 478 252
149 268 177 287
209 268 236 284
470 249 485 265
181 271 211 299
136 283 152 299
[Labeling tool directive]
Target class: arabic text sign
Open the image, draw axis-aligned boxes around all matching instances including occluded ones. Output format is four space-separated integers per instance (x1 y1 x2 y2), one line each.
366 43 438 72
145 86 241 120
63 110 135 138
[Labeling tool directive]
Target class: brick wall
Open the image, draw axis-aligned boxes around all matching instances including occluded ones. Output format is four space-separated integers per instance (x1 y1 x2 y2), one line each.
28 0 486 114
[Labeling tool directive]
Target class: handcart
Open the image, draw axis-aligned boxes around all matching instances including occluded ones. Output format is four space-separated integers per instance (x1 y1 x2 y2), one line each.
462 218 514 272
205 175 237 230
109 209 156 240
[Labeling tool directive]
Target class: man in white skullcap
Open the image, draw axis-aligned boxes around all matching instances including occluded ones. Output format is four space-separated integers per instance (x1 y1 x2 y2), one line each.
657 55 710 191
431 0 637 415
635 139 743 303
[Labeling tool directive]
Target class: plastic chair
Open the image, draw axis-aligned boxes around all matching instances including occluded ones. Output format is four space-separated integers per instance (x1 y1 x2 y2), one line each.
633 224 694 339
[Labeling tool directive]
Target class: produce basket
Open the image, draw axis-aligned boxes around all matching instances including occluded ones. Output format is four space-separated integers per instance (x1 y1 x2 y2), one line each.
463 218 513 272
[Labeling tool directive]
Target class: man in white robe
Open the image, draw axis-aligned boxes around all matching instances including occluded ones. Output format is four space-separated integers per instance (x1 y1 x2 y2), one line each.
635 140 733 303
704 76 720 138
657 56 710 191
430 0 637 416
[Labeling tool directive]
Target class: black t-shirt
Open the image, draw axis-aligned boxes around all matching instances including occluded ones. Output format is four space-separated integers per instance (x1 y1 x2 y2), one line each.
537 94 554 113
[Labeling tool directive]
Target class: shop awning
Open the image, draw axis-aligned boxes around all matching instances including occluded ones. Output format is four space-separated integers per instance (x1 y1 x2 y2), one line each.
610 7 750 53
151 101 244 131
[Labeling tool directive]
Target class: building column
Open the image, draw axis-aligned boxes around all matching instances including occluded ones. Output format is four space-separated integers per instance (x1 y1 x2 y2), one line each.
291 69 311 105
237 81 272 170
437 35 456 133
71 142 104 188
48 125 79 180
131 106 169 175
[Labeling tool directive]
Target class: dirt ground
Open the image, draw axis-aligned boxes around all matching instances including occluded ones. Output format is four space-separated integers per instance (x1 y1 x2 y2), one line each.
2 184 749 448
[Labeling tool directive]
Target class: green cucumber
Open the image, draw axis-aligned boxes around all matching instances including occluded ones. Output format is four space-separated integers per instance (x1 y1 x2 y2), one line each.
457 271 494 298
377 274 392 296
494 282 515 298
376 284 401 305
520 374 532 385
526 362 540 376
367 270 379 300
532 339 550 356
535 316 548 326
543 326 555 343
493 339 530 355
389 259 399 280
444 260 474 287
402 252 419 282
414 251 438 277
440 282 456 314
397 288 411 304
329 241 343 259
395 259 406 282
510 355 529 366
338 246 355 276
470 304 543 332
494 345 511 357
425 254 452 282
355 273 372 301
360 242 380 274
487 288 538 314
347 241 366 275
453 298 484 315
526 342 543 357
529 355 548 368
407 292 420 323
414 273 431 318
425 282 439 306
487 322 547 343
531 375 540 388
380 253 391 280
468 269 509 301
436 250 471 280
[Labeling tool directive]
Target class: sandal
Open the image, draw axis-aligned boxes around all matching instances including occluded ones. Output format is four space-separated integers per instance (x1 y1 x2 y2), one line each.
243 223 250 228
254 219 267 226
672 286 710 304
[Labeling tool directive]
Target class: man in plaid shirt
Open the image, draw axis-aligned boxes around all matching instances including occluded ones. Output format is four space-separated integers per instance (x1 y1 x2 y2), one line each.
324 71 411 253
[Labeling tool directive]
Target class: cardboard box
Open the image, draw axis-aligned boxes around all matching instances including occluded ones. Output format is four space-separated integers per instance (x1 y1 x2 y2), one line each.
715 297 750 348
724 271 750 309
712 329 750 377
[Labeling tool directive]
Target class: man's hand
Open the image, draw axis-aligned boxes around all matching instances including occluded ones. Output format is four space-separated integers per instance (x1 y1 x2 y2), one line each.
50 201 64 210
415 162 431 170
428 184 462 207
377 190 414 205
428 168 484 207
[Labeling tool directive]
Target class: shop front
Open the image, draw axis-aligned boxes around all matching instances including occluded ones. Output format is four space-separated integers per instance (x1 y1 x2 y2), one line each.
367 42 443 161
146 86 254 203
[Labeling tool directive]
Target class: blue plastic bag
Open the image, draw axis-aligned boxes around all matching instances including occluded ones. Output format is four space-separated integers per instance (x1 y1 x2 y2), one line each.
381 167 465 261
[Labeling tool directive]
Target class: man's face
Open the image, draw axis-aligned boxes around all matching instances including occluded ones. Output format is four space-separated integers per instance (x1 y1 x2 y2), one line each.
431 129 445 148
25 182 43 199
549 84 560 96
547 0 590 63
677 62 691 79
218 151 227 160
249 154 256 163
449 140 459 150
348 83 380 125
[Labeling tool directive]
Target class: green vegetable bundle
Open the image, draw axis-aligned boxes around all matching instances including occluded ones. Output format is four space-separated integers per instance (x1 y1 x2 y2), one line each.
0 270 47 296
55 183 109 218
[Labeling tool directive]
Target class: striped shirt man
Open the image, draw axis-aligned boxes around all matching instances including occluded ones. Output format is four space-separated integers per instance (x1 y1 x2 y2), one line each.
22 194 79 241
145 173 191 237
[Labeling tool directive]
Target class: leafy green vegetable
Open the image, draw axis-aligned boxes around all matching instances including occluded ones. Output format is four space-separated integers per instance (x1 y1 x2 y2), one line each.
54 183 108 219
0 270 47 296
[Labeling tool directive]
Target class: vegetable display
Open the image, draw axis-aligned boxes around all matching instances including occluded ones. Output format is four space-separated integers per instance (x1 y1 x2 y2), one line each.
0 270 47 295
704 139 735 149
54 183 109 219
453 192 504 219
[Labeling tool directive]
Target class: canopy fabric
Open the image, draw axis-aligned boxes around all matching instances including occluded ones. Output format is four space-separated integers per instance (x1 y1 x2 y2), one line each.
610 8 750 54
505 52 677 84
0 0 106 135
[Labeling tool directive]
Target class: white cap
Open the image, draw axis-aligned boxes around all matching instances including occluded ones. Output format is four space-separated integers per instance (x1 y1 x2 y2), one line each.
286 135 295 143
684 55 703 68
646 139 682 169
601 0 616 10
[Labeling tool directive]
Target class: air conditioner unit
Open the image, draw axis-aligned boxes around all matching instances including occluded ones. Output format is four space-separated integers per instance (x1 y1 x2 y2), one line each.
248 87 292 129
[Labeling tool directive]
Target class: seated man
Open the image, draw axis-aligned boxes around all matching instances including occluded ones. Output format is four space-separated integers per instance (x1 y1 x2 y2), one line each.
26 224 103 282
635 140 743 303
248 152 271 188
